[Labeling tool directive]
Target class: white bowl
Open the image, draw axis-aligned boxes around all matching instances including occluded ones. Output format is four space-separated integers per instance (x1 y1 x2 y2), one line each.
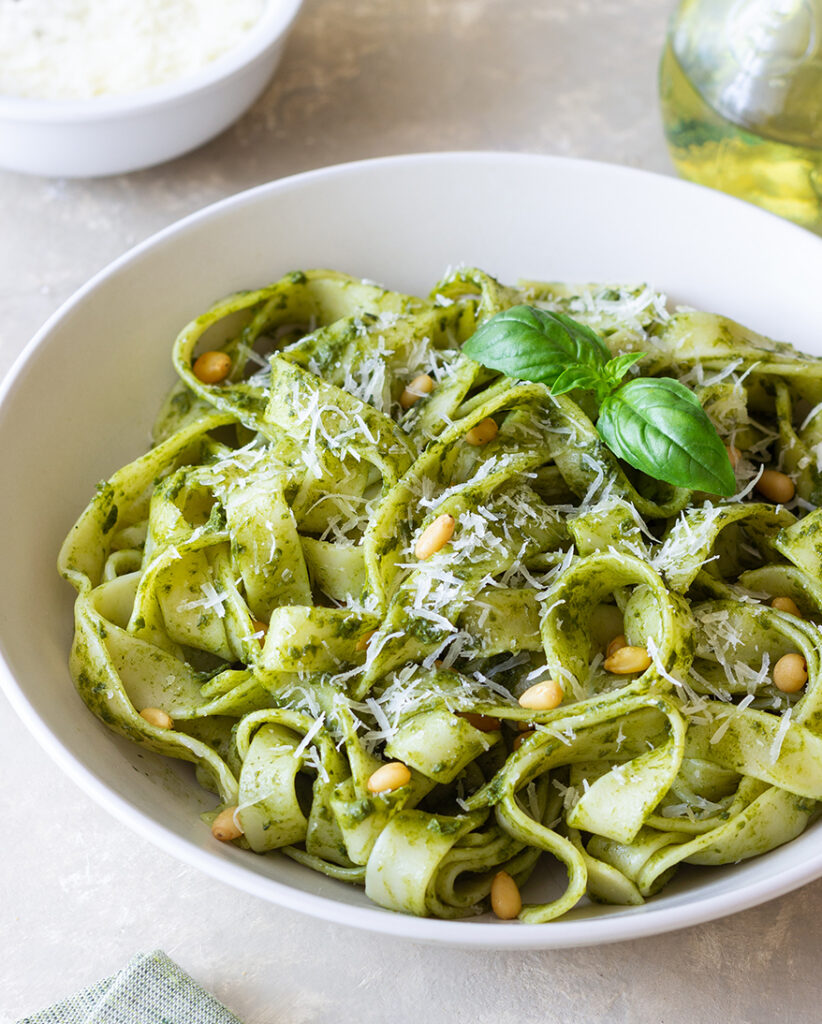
0 0 304 178
3 153 822 949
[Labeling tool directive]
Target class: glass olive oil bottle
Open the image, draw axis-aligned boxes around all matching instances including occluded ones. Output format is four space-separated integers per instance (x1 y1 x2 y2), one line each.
660 0 822 233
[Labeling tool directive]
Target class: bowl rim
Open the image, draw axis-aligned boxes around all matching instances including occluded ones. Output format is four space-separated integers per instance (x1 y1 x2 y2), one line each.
0 0 304 122
4 151 822 948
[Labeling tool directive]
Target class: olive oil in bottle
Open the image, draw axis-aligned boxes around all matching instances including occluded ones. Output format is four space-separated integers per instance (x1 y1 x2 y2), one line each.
659 0 822 233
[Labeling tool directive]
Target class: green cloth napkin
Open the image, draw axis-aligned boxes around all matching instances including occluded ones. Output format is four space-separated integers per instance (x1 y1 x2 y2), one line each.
18 950 243 1024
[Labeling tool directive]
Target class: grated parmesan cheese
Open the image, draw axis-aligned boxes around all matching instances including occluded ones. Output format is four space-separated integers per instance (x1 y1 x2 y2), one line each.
710 693 755 745
177 580 228 618
0 0 266 100
769 707 793 763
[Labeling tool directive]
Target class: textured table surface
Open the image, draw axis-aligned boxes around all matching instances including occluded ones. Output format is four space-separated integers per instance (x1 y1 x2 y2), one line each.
2 2 820 1021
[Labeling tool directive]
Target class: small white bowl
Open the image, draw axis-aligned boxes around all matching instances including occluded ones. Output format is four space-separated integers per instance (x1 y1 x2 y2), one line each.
0 0 304 178
4 154 822 948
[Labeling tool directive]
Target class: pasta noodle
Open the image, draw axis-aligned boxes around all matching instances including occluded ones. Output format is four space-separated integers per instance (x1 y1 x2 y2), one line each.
59 267 822 922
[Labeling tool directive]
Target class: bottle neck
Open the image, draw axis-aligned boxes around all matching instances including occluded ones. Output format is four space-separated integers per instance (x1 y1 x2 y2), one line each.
671 0 822 145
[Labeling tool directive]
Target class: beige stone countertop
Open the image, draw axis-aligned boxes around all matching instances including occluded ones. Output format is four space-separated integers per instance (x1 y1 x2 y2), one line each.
1 1 820 1021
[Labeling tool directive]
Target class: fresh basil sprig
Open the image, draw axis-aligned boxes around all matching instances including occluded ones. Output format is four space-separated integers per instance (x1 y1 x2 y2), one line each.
462 304 736 497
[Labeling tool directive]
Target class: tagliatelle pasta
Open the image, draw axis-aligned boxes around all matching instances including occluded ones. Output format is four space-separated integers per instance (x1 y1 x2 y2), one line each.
59 267 822 922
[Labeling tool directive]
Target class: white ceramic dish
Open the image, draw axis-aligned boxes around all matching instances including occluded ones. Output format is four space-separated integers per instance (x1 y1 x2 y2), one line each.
3 152 822 949
0 0 303 178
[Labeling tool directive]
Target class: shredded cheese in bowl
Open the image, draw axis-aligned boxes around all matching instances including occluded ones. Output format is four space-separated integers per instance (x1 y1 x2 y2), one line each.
0 0 268 100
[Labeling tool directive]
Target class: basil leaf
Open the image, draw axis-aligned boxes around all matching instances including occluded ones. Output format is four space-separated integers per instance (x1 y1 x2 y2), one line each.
550 364 608 396
462 305 610 386
603 352 643 386
597 377 736 496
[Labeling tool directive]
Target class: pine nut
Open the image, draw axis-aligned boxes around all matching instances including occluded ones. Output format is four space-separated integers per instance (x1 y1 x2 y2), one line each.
251 619 268 647
458 712 501 732
414 514 455 559
513 730 534 750
212 806 243 841
755 469 795 504
491 870 522 919
726 444 742 470
400 373 434 409
518 679 563 711
139 707 173 729
606 634 628 658
773 653 808 693
193 350 231 384
771 597 802 618
465 417 499 446
603 645 652 675
367 762 411 794
356 629 377 652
